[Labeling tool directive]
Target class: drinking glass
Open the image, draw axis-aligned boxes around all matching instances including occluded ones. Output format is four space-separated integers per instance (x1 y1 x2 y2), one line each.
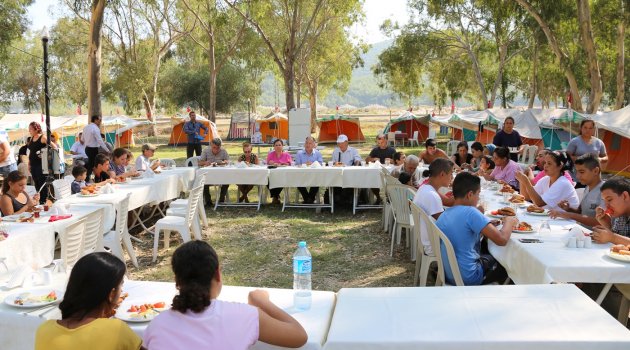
538 220 551 234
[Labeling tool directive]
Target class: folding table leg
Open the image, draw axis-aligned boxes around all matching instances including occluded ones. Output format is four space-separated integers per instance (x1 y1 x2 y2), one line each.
596 283 613 305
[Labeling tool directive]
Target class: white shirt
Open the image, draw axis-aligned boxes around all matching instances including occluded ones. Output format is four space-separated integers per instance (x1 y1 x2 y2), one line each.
413 184 443 255
0 129 16 167
331 146 361 166
533 175 580 210
82 123 108 149
135 154 151 171
70 141 87 158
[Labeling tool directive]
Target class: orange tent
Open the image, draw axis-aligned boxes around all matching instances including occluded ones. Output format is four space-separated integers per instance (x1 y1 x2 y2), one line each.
382 111 430 141
316 115 365 143
168 115 219 146
256 113 288 143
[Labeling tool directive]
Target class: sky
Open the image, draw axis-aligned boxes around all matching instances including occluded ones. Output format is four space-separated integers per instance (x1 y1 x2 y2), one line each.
27 0 409 44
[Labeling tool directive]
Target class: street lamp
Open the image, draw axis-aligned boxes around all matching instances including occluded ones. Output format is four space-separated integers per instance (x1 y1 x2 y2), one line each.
247 98 251 139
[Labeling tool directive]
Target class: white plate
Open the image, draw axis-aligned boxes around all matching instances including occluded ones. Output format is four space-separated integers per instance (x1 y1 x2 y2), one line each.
4 289 62 308
486 212 505 219
2 213 33 222
78 193 99 197
116 306 166 322
512 229 535 234
129 177 143 180
607 251 630 263
527 210 549 216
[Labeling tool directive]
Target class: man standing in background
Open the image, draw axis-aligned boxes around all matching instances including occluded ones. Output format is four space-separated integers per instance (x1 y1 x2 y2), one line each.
183 111 208 159
82 115 109 179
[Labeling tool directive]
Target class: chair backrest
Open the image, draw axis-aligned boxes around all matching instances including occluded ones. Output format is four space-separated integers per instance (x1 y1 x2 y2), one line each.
432 222 465 286
387 184 413 225
410 200 431 258
527 145 538 165
186 184 204 226
192 171 206 188
160 158 176 167
52 179 71 200
59 218 87 271
387 132 396 143
185 156 199 168
63 175 75 184
81 207 105 254
411 130 419 140
446 140 459 157
115 193 132 241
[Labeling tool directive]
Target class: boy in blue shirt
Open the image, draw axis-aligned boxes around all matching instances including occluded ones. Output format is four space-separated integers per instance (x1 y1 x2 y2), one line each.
71 166 88 194
436 172 517 285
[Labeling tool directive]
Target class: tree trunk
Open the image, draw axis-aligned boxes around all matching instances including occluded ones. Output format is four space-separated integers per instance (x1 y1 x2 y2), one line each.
515 0 584 112
467 48 488 108
308 82 317 133
142 92 157 136
208 30 217 123
615 9 625 110
87 0 106 121
146 56 162 136
489 44 508 106
283 58 297 112
528 42 538 108
296 82 301 108
577 0 603 113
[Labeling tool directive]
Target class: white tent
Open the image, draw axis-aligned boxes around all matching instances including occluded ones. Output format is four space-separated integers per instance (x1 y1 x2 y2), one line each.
484 108 542 141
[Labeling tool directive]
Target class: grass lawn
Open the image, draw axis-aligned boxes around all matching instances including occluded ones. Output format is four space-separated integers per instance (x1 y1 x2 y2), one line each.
127 117 436 291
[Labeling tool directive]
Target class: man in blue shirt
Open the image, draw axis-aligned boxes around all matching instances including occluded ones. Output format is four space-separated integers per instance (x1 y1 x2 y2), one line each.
436 172 516 285
295 136 323 204
183 111 208 159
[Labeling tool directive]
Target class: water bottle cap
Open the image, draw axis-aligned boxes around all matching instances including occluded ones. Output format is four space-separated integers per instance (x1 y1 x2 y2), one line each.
298 241 306 248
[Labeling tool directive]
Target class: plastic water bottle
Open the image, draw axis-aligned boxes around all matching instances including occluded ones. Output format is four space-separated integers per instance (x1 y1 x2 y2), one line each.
293 241 312 310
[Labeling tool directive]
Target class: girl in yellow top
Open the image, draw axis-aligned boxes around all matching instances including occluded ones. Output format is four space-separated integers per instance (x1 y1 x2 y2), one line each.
35 253 143 350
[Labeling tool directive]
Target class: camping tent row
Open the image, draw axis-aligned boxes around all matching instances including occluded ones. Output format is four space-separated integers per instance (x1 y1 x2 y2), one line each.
0 114 153 150
382 111 432 142
433 108 573 151
316 115 365 143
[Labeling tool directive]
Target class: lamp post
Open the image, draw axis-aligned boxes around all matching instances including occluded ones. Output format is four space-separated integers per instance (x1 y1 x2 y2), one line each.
41 27 54 196
247 98 251 139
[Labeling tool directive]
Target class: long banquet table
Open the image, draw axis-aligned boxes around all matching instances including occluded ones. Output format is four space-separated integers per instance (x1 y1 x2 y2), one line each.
0 278 336 350
482 188 630 303
323 285 630 350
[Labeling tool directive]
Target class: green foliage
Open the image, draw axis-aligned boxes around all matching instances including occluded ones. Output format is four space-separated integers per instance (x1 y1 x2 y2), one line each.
0 0 34 59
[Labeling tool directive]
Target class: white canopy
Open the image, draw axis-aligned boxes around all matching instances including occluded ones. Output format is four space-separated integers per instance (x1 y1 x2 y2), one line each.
591 105 630 139
485 108 542 140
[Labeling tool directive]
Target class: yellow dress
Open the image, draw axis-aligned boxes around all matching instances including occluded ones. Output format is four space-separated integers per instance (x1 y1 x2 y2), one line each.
35 318 142 350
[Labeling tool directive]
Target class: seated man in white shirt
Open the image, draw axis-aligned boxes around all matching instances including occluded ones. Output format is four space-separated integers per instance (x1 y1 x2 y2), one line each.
135 143 161 172
326 134 360 206
69 132 89 168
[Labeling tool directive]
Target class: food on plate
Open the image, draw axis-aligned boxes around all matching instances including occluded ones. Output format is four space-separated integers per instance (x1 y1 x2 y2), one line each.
499 185 515 193
514 222 533 231
13 290 57 306
333 162 345 167
125 302 166 319
527 205 545 213
17 216 34 223
611 245 630 255
497 207 516 216
81 184 99 195
509 194 525 203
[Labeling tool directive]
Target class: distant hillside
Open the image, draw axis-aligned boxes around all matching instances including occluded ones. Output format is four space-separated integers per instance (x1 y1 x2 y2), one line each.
259 40 433 108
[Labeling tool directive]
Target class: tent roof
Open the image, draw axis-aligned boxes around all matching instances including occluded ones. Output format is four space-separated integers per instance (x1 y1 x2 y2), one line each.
447 110 489 130
230 111 259 123
258 112 287 121
589 105 630 139
316 114 360 123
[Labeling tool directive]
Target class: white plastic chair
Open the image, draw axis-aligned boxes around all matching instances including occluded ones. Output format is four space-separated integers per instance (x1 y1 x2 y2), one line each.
387 132 397 147
56 218 87 272
63 175 75 184
446 140 459 157
186 156 200 167
430 220 465 286
411 201 439 287
102 193 138 268
52 179 72 200
153 183 204 262
81 207 105 254
381 167 400 234
160 158 176 167
387 183 414 256
408 130 419 147
168 175 207 229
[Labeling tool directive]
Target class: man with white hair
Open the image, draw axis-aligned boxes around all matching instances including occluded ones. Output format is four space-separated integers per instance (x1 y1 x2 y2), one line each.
391 154 421 187
331 134 361 166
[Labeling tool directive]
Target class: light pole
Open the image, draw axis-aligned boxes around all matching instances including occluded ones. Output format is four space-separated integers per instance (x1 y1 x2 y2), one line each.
41 27 54 197
247 98 251 139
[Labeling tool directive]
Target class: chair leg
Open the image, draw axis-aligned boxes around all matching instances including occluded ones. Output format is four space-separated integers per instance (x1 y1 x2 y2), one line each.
180 226 192 242
419 257 431 287
414 255 421 286
396 225 402 245
152 228 161 263
618 296 629 326
390 223 397 256
122 231 138 268
192 219 202 240
197 204 208 228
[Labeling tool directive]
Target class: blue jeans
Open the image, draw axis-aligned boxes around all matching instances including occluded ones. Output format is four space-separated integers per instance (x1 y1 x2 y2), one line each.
0 163 17 178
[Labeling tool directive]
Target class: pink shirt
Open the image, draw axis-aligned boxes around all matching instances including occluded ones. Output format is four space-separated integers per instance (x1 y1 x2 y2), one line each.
532 170 574 186
144 300 259 350
490 159 521 188
266 151 292 165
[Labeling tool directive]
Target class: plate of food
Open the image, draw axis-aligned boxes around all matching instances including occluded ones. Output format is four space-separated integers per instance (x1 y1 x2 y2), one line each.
497 185 516 194
607 245 630 262
78 192 99 197
116 302 167 322
487 207 516 218
512 221 535 233
526 205 549 216
3 213 33 222
4 289 61 308
79 185 99 196
508 194 527 204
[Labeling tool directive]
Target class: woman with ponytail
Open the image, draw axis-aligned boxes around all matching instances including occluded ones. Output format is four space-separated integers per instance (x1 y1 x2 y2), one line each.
516 150 579 210
144 240 307 350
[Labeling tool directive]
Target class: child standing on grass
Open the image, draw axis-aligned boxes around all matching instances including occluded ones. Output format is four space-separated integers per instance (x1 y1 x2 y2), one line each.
143 240 307 350
71 166 88 194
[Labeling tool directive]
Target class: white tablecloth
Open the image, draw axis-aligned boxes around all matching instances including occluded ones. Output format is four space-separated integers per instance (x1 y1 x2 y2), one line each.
0 279 336 350
324 285 630 350
269 167 343 189
481 189 630 284
197 166 270 185
341 167 383 189
0 205 109 271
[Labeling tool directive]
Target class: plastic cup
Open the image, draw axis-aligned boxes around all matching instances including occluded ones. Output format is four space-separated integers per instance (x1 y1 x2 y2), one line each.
538 220 551 234
584 236 592 248
43 205 49 212
567 237 577 248
361 161 366 167
34 211 40 218
577 240 585 248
